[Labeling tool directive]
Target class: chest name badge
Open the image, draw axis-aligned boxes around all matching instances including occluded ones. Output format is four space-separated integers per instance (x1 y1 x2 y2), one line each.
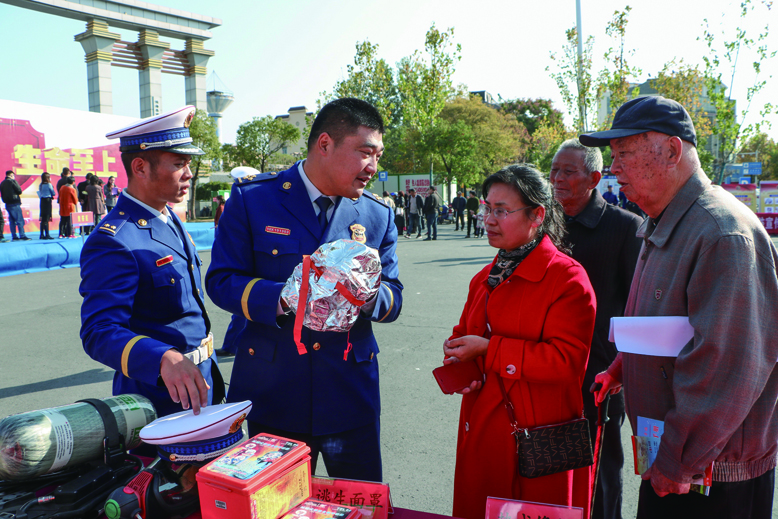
350 223 367 244
265 226 291 236
156 255 174 267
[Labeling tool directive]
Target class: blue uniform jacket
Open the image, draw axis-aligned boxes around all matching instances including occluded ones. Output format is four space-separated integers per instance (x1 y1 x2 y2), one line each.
79 194 218 418
205 163 403 435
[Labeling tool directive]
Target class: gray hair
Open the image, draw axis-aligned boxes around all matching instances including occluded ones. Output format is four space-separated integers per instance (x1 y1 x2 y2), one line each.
555 138 603 176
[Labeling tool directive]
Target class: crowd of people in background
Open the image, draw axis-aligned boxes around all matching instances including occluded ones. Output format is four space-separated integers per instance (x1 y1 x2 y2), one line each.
0 166 120 242
2 160 644 247
382 187 493 240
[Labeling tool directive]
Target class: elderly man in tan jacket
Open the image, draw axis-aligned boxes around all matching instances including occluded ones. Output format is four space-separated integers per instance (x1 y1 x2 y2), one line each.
586 96 778 519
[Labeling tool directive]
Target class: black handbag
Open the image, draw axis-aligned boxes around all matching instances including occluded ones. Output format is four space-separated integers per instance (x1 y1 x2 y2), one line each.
497 376 593 478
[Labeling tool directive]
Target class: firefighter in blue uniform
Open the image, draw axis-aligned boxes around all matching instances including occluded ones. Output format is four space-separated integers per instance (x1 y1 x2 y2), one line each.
80 106 223 419
206 98 402 482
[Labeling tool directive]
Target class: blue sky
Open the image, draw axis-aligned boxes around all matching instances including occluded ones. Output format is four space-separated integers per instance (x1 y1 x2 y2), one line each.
1 0 776 145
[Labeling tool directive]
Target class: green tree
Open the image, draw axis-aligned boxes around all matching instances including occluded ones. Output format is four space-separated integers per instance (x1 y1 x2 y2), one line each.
548 7 639 132
220 143 242 171
737 132 778 180
430 96 528 186
380 126 424 177
195 181 231 201
547 27 597 133
322 40 401 129
499 97 569 170
397 23 462 159
235 116 301 173
499 98 564 136
524 121 577 172
650 60 716 175
597 6 642 128
187 109 221 220
701 0 777 183
427 118 480 187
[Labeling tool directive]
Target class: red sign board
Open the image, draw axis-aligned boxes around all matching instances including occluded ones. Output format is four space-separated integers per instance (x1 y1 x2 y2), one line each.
71 211 94 227
485 497 583 519
757 213 778 235
311 476 392 519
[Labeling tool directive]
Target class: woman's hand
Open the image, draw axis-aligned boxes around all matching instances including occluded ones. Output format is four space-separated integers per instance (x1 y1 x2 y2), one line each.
443 336 489 364
442 336 489 394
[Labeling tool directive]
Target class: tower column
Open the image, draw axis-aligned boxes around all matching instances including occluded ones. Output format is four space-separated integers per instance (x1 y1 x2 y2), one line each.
137 30 170 118
184 38 215 111
75 20 120 114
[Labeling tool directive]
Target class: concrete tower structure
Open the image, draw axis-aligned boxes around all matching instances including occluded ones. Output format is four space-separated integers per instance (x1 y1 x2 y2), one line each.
206 78 234 142
1 0 221 116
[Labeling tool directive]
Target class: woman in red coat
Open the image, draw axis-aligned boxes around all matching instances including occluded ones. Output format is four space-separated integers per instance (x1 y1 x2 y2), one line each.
58 177 78 238
444 164 596 519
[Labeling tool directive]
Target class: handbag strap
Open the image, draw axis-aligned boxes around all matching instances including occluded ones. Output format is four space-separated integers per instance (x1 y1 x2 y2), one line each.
497 375 526 440
486 293 526 441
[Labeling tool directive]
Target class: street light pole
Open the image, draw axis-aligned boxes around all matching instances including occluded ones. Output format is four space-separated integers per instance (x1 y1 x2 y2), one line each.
576 0 587 133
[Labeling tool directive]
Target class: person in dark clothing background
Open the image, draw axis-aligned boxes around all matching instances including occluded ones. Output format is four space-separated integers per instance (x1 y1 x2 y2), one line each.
405 188 424 239
550 138 643 519
451 190 466 231
1 170 30 241
423 186 441 241
37 171 56 239
464 190 479 238
76 172 94 235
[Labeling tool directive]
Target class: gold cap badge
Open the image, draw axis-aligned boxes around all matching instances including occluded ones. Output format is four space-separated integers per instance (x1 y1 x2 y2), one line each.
229 413 247 433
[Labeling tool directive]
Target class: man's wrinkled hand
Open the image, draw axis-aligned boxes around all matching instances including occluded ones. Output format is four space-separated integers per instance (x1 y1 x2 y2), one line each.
591 370 623 406
160 349 210 415
642 464 691 496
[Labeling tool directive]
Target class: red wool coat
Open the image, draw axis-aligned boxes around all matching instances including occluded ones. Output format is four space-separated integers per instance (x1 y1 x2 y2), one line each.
58 185 78 217
450 235 596 519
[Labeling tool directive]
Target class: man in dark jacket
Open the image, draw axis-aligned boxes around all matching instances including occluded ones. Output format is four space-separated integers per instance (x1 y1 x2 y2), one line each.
465 191 480 238
451 190 466 230
1 171 29 241
551 139 642 519
76 172 94 235
423 186 441 241
56 167 71 193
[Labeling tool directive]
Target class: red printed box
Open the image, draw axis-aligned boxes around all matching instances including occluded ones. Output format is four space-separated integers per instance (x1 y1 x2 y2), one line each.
197 433 312 519
280 499 361 519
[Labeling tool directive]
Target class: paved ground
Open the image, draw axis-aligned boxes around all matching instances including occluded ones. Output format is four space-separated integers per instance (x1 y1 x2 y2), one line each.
1 224 777 517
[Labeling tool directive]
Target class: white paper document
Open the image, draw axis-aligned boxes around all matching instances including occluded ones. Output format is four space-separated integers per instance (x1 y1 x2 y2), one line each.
609 316 694 357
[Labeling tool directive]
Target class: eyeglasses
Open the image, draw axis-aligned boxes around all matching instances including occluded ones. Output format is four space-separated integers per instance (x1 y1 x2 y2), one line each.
483 205 532 220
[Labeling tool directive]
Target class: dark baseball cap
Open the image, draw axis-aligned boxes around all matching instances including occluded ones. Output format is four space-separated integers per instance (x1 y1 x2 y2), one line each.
579 96 697 148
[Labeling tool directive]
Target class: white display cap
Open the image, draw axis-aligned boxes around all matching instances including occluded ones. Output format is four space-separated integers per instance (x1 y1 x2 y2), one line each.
140 400 252 445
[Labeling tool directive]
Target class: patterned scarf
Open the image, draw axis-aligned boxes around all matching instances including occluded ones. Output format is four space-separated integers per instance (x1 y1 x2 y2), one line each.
487 237 540 288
